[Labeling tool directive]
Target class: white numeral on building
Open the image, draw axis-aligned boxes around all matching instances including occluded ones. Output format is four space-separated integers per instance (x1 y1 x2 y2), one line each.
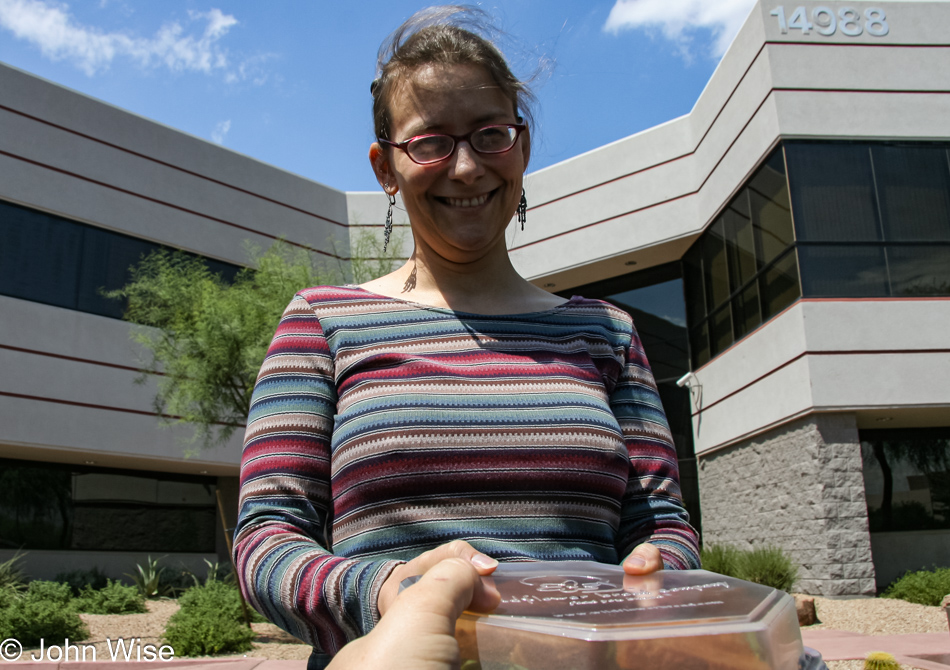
771 7 888 37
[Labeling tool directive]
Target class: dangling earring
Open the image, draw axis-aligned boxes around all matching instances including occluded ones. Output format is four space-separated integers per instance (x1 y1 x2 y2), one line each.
384 190 396 253
517 188 527 230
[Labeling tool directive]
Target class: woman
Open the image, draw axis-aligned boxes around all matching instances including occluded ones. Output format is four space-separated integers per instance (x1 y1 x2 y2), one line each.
234 7 699 667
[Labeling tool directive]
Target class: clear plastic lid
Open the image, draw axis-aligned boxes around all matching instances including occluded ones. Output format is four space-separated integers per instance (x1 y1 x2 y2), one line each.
410 562 807 670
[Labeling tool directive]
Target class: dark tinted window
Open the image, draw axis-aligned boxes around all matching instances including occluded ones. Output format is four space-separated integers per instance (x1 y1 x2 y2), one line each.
873 145 950 242
0 458 217 552
0 199 242 319
786 143 881 242
682 147 800 368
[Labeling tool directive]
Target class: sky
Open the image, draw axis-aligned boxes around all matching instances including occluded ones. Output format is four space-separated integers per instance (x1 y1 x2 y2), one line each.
0 0 766 193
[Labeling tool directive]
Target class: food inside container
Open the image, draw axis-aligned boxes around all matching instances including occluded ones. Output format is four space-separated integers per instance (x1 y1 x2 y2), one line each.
416 561 812 670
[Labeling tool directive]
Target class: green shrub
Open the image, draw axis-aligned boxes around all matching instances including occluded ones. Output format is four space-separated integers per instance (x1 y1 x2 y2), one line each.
882 567 950 606
701 543 799 592
162 581 255 656
700 544 743 577
737 546 799 592
75 579 147 614
55 567 109 596
0 581 88 646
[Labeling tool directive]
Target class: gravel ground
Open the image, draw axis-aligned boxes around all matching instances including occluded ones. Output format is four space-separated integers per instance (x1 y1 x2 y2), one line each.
13 595 948 666
802 595 948 670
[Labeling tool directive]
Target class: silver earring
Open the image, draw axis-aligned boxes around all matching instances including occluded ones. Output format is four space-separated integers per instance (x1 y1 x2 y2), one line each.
384 191 395 252
517 188 527 230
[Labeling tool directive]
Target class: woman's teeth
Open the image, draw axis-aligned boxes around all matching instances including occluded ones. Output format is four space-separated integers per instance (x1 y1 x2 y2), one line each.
446 193 489 208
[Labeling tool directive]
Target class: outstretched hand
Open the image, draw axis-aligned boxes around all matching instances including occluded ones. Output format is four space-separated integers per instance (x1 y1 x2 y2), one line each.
328 556 500 670
377 539 500 616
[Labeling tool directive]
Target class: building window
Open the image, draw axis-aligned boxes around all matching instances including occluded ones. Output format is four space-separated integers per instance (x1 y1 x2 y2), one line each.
787 141 950 298
0 199 241 320
860 428 950 533
565 263 702 534
682 141 950 369
0 458 218 552
683 148 801 368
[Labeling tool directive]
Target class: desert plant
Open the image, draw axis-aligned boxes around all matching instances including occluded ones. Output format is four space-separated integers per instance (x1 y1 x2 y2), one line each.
737 546 799 592
0 580 88 646
161 581 256 656
126 555 170 598
55 566 109 596
864 651 899 670
882 566 950 606
0 551 27 595
700 544 742 577
75 579 146 614
700 543 798 592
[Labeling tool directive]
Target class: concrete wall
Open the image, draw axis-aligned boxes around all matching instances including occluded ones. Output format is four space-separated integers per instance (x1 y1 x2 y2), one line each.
698 414 876 596
0 549 218 584
690 298 950 455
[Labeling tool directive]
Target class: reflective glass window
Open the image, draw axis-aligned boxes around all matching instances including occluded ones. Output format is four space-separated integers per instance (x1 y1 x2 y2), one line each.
760 249 801 319
0 202 83 310
0 199 241 319
860 428 950 533
0 458 217 552
887 245 950 297
708 303 733 358
797 245 888 298
749 151 795 265
732 281 761 341
872 145 950 242
786 143 882 242
703 218 730 312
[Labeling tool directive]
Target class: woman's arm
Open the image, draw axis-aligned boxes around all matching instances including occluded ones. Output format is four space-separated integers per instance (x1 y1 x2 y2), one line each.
610 319 701 571
232 293 403 654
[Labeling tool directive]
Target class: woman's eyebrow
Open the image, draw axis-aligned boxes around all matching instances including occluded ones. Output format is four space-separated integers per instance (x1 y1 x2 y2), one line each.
405 113 515 137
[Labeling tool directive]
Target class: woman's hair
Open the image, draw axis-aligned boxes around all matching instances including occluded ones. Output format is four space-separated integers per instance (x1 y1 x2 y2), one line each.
372 5 536 142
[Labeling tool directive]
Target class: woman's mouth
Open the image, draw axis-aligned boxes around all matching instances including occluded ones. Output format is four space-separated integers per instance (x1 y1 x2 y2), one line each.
440 190 494 208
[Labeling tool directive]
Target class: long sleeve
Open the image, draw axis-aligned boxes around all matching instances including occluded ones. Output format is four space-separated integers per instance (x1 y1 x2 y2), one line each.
233 293 402 655
611 321 701 570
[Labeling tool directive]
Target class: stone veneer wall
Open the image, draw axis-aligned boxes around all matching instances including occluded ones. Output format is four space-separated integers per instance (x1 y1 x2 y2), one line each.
697 414 876 596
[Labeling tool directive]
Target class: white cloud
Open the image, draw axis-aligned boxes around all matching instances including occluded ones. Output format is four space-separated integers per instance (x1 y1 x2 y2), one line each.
603 0 756 59
0 0 239 77
211 119 231 145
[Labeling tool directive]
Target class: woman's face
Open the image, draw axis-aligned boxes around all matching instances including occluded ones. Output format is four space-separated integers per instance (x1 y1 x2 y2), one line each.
370 63 529 265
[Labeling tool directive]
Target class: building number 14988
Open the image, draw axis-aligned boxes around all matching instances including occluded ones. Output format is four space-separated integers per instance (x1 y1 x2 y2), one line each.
770 6 889 37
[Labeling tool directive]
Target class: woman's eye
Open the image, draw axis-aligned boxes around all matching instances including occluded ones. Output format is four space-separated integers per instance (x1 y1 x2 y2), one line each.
409 136 452 158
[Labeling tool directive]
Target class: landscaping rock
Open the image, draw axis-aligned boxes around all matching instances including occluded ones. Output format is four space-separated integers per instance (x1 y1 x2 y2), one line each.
795 595 818 626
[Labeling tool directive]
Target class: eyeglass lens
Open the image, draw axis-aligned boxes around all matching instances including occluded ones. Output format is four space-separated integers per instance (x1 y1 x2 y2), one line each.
407 125 519 163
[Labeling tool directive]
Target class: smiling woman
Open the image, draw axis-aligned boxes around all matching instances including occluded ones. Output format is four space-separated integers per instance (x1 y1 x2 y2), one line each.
231 6 701 669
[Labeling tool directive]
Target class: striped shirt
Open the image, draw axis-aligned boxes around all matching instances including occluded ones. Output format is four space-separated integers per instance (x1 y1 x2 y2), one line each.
234 286 699 654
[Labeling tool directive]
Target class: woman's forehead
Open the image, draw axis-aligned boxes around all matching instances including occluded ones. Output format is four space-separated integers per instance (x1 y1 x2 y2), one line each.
388 63 515 132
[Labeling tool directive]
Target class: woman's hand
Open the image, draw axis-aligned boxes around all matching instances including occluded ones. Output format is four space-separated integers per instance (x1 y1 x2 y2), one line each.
622 542 664 575
377 539 500 617
330 557 499 670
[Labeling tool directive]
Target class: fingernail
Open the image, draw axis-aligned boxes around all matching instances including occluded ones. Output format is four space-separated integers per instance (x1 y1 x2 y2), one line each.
471 554 498 570
626 556 646 569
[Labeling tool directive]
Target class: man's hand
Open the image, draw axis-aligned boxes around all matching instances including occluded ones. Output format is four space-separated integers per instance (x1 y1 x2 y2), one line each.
377 539 499 616
328 557 500 670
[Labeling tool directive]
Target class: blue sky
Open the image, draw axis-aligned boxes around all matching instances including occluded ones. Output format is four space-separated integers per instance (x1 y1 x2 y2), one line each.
0 0 761 192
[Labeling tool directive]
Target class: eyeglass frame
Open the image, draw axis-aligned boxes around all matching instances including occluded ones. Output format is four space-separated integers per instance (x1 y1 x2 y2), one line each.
376 120 527 165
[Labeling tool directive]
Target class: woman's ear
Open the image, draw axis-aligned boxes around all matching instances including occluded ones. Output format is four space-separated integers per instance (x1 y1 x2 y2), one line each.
520 125 531 170
369 143 396 193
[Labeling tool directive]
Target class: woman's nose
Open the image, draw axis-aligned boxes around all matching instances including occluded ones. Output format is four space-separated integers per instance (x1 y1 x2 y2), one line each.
447 140 485 183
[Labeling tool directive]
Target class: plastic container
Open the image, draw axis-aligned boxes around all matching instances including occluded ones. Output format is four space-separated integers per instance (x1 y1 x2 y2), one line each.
446 562 812 670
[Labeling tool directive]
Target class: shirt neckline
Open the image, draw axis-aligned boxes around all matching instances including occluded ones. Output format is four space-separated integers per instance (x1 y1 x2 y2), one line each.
344 285 582 318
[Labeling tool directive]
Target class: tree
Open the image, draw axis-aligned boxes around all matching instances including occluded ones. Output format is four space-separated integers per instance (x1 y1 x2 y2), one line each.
107 231 404 450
